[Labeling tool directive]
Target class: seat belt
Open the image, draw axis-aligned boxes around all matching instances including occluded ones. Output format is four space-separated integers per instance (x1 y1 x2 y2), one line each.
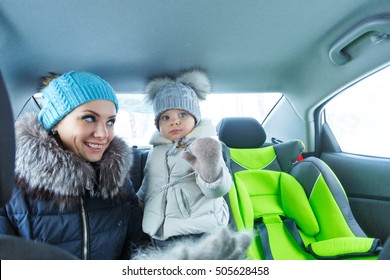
254 218 274 260
282 218 308 252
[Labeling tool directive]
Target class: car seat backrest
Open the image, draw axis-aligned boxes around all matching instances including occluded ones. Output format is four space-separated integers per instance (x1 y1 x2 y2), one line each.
129 147 150 192
217 117 382 260
0 70 77 259
0 71 15 207
233 169 319 259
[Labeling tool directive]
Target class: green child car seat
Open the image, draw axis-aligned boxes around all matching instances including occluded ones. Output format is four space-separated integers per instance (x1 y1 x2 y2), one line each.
217 117 382 260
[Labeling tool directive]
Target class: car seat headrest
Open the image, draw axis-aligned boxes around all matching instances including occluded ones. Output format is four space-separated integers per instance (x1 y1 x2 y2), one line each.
217 117 266 148
0 71 15 207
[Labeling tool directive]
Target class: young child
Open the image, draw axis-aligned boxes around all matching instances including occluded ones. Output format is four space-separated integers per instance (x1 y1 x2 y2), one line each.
137 69 233 247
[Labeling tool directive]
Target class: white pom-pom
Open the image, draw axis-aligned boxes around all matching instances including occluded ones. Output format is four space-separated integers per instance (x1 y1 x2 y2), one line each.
176 69 211 100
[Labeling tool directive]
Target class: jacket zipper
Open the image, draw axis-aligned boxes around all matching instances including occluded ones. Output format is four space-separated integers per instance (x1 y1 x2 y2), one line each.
165 153 171 184
80 197 88 260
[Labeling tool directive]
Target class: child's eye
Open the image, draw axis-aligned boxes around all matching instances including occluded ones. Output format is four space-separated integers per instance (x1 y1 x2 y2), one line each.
107 118 116 126
82 115 96 123
179 112 187 118
161 115 170 121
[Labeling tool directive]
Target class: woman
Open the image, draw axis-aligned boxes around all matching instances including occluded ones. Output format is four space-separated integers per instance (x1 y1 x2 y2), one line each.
0 71 146 259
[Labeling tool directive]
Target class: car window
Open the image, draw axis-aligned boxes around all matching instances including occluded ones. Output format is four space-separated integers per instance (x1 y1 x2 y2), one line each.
115 93 282 147
324 65 390 158
33 92 282 147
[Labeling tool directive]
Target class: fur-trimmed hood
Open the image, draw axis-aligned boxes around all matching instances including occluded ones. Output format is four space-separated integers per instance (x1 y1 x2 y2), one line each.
14 112 133 207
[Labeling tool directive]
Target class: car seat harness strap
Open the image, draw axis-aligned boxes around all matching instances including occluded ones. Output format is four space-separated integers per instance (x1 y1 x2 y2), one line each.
254 218 274 260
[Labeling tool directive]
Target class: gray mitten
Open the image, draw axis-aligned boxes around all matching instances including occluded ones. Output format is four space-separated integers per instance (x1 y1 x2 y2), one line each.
182 137 222 183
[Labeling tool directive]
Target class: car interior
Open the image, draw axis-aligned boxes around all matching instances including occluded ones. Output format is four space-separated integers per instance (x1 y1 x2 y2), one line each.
1 0 390 260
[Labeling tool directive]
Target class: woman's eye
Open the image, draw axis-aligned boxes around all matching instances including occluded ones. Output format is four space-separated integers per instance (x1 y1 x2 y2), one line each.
82 115 95 123
107 118 116 126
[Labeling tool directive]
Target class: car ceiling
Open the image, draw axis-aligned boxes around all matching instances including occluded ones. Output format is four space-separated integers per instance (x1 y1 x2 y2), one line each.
1 0 390 120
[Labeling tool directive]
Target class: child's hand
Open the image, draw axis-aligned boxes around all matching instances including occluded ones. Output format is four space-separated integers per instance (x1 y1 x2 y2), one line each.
182 137 222 183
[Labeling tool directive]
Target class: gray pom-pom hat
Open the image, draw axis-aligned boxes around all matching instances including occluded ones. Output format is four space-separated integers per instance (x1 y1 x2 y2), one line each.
144 69 211 129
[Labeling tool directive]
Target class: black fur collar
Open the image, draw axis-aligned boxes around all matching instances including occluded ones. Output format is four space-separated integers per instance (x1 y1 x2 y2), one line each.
14 113 133 207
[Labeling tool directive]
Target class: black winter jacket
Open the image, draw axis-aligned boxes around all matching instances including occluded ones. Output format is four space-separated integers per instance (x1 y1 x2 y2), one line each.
0 113 146 259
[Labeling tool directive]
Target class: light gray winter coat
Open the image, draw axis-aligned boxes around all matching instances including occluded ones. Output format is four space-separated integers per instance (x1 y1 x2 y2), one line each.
137 119 232 240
